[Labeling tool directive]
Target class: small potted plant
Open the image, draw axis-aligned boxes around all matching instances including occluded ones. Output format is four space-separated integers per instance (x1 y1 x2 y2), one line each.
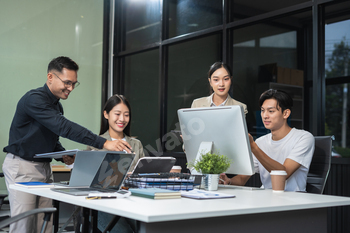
188 152 231 191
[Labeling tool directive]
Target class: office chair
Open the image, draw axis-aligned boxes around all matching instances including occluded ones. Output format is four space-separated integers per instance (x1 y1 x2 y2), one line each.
0 207 56 233
0 173 9 221
306 136 332 194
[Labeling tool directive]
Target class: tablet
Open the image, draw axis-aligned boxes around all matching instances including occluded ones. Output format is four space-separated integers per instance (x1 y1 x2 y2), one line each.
34 149 79 159
131 157 176 174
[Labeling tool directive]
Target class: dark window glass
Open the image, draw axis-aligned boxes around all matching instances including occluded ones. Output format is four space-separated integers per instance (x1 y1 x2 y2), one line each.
326 84 350 158
231 0 309 21
122 0 161 51
325 19 350 79
325 8 350 157
124 49 160 151
231 12 310 137
166 34 221 152
168 0 222 38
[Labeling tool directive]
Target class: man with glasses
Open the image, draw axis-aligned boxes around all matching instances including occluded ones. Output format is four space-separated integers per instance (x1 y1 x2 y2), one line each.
3 56 132 233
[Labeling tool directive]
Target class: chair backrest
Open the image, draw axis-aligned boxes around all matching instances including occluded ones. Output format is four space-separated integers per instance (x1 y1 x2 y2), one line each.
0 208 56 233
306 136 332 194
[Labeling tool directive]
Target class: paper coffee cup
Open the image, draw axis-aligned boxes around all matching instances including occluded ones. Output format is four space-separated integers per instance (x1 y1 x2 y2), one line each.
270 170 287 192
170 165 182 173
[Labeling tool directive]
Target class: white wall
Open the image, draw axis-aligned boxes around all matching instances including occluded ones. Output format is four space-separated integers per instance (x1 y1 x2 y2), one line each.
0 0 104 190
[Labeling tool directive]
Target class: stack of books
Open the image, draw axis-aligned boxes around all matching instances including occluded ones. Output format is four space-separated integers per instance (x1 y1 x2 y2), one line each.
125 176 195 191
129 188 181 199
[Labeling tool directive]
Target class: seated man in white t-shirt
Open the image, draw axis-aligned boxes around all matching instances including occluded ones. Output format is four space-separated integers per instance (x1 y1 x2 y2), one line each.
220 89 315 192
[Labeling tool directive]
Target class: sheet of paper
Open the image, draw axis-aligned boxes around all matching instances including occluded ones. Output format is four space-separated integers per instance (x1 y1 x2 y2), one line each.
180 189 235 199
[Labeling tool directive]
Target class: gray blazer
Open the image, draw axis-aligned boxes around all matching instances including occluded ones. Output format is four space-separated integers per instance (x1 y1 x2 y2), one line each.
191 93 248 115
86 130 145 171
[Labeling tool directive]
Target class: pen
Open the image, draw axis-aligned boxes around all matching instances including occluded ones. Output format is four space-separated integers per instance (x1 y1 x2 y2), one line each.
86 196 117 200
196 190 219 196
204 193 219 196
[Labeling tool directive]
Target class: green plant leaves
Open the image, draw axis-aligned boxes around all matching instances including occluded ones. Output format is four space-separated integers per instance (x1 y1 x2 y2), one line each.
188 152 232 174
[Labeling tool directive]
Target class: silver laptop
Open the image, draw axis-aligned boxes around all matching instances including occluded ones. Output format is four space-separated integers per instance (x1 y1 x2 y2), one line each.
51 151 135 196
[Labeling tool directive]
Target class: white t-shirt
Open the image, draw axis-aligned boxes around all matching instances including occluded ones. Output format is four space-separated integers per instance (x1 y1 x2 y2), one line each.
253 128 315 192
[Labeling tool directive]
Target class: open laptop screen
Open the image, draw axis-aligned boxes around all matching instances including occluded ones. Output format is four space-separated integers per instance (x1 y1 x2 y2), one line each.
91 153 134 190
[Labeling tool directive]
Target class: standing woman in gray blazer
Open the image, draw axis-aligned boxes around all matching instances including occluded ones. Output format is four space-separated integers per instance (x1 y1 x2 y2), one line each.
191 62 248 115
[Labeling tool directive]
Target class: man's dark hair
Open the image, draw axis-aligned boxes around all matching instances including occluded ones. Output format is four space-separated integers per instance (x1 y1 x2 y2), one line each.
259 89 293 113
47 56 79 73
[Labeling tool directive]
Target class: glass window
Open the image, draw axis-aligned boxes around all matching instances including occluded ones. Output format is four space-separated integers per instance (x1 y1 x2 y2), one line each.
122 0 161 51
231 12 310 137
325 13 350 158
326 84 350 158
231 0 310 21
166 34 221 152
168 0 222 38
325 19 350 79
124 49 160 151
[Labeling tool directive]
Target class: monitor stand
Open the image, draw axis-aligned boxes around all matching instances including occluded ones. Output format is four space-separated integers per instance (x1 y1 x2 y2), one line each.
190 141 213 175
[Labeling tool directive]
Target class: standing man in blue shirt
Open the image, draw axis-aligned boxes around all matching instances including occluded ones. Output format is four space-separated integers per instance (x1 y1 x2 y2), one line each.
3 56 132 233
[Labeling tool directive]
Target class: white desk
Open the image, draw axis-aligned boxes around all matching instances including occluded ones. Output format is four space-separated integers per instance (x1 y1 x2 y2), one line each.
10 184 350 233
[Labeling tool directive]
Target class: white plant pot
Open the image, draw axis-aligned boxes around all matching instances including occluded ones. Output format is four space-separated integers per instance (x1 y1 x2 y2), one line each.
202 174 219 191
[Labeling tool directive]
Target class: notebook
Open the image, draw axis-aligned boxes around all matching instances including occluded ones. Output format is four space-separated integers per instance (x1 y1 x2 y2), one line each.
51 151 135 196
129 188 181 199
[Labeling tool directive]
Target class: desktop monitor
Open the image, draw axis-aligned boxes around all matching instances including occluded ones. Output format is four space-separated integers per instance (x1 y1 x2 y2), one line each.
177 105 254 175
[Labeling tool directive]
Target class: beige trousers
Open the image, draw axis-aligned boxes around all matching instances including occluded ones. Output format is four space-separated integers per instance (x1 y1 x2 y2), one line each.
2 153 54 233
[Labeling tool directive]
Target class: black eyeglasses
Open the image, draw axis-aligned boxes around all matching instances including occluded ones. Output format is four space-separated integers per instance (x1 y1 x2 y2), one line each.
52 73 80 88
